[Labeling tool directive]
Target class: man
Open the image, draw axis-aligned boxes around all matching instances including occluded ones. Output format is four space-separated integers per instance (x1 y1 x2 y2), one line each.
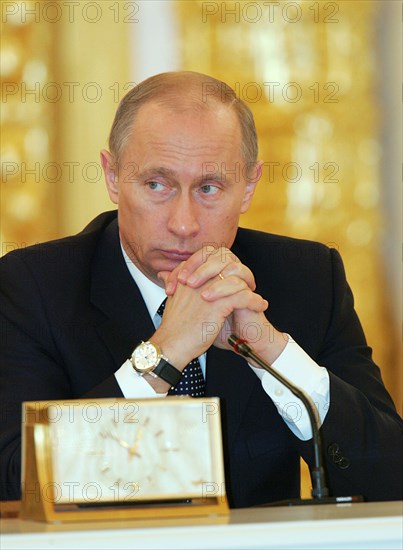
0 72 401 506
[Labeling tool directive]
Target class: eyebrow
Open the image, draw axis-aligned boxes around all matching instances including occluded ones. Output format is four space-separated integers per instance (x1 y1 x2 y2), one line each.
138 167 227 184
139 167 174 179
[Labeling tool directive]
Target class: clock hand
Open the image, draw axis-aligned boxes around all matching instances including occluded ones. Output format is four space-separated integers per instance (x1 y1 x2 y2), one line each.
128 417 150 458
128 429 143 458
100 429 132 450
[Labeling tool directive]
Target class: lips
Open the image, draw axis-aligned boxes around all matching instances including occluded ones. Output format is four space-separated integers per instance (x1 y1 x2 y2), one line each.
160 250 194 261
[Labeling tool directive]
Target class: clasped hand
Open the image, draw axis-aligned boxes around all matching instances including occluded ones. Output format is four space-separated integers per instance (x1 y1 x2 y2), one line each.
155 245 285 370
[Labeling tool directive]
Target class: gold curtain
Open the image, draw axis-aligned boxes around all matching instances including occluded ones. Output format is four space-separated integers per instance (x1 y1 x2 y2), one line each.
1 2 58 250
1 0 130 246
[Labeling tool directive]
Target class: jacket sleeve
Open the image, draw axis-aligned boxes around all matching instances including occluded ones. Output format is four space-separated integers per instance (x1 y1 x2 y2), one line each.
295 248 403 501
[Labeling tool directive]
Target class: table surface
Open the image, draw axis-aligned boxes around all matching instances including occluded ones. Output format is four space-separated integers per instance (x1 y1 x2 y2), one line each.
1 500 402 550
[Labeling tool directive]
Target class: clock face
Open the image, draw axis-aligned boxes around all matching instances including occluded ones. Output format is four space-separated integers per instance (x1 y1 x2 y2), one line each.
132 341 159 372
47 398 224 504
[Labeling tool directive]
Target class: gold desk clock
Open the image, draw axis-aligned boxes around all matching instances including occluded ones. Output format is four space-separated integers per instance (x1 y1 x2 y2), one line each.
21 397 228 522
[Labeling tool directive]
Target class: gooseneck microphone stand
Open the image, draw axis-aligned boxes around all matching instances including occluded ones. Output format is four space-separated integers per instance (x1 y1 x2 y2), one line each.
228 334 363 506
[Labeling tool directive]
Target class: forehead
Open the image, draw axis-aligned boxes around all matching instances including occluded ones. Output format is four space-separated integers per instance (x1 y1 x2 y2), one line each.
125 101 242 153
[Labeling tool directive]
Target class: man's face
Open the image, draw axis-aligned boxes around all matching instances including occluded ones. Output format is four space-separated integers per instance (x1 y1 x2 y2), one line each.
101 102 259 285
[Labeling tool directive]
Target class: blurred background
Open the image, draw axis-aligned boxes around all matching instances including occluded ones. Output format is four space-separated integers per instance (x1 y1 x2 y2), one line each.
1 0 401 495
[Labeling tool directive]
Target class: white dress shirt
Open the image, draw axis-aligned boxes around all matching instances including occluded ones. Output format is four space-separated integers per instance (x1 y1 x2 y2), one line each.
115 247 330 441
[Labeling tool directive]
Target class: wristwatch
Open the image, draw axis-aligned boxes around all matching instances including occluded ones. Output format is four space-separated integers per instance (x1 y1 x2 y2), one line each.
131 341 182 387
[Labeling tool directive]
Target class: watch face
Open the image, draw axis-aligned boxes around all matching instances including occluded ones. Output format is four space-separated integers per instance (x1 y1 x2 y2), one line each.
46 398 225 504
132 341 160 373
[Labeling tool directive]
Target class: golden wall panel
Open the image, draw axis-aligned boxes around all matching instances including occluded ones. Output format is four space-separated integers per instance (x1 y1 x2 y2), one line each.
1 1 131 247
1 3 58 252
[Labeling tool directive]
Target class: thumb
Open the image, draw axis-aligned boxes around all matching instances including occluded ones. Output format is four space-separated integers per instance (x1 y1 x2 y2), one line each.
157 271 174 295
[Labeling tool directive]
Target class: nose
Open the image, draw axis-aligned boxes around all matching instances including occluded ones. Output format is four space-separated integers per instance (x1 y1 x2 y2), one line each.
166 194 200 238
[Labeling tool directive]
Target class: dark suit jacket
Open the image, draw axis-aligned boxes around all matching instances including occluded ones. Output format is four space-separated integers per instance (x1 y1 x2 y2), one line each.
0 211 402 506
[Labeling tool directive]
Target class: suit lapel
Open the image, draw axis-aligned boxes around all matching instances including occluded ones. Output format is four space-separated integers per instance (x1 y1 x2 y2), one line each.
89 219 155 367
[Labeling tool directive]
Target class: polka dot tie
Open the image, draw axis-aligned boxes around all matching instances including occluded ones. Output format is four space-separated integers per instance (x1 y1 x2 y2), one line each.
157 299 206 397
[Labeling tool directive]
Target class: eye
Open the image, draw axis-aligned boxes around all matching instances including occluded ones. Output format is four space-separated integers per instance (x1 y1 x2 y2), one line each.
200 184 219 195
147 181 165 191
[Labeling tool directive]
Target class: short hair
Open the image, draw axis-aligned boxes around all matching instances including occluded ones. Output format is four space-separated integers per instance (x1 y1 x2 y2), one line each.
108 71 258 165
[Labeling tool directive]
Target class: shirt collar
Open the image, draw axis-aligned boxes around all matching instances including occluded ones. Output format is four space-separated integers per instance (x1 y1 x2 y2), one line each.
120 244 166 320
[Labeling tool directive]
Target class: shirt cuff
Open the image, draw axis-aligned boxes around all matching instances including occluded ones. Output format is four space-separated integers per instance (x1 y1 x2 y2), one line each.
115 359 168 398
249 335 330 440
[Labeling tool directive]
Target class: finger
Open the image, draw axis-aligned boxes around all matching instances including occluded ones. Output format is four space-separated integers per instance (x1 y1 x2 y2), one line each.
158 261 187 295
200 275 249 301
212 288 269 316
198 266 256 302
220 258 256 291
186 257 242 287
176 246 219 284
227 290 269 313
157 271 173 294
185 249 256 290
175 245 238 285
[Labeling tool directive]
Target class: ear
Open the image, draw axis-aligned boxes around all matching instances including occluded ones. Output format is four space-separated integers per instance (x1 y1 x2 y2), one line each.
240 160 263 214
100 149 119 204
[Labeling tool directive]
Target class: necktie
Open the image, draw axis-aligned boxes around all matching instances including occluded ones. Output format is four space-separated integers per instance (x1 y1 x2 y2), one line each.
157 300 206 397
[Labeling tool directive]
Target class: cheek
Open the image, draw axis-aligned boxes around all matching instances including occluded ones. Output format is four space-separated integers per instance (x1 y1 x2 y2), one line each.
119 185 155 219
221 201 244 234
200 209 239 245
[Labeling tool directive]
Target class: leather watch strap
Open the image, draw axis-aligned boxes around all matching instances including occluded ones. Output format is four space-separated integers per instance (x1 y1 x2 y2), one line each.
153 358 182 387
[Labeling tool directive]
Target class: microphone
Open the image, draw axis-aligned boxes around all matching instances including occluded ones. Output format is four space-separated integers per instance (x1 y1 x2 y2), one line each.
228 334 363 506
